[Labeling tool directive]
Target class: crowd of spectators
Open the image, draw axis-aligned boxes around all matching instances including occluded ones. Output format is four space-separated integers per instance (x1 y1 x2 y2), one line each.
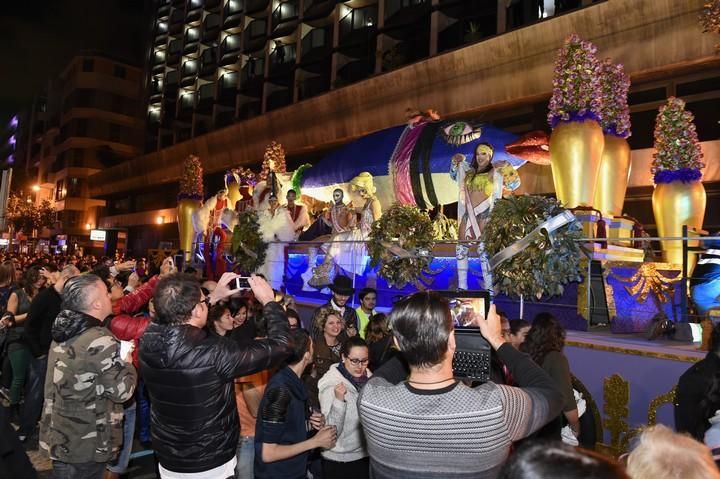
1 251 720 479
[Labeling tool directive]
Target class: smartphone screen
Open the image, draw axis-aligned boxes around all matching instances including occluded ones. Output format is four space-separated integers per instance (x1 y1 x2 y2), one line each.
230 277 251 290
173 254 184 272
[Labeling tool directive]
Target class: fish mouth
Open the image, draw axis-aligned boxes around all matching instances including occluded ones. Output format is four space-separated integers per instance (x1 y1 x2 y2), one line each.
505 131 551 165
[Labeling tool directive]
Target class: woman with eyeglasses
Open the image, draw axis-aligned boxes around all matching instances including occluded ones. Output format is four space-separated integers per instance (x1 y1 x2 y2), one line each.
318 336 371 479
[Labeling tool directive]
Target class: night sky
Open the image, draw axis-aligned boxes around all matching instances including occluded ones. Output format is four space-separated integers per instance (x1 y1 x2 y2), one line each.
0 0 152 124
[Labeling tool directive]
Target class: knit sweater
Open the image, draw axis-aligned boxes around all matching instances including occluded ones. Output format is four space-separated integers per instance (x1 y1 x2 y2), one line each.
358 343 563 479
318 363 369 463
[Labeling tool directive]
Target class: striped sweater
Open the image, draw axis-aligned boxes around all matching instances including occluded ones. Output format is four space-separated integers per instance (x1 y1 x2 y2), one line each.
358 344 563 479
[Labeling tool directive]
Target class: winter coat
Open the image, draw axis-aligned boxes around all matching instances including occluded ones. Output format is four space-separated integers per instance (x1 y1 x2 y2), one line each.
39 309 137 463
139 301 292 474
318 363 369 463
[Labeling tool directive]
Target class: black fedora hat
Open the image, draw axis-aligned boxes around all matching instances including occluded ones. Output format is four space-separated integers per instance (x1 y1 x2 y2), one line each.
329 275 354 295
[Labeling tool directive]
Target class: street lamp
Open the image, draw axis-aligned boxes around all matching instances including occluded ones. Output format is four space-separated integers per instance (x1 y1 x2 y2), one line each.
32 185 40 192
156 215 165 225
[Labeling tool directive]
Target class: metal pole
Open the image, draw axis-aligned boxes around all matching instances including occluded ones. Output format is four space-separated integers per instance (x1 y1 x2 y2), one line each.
681 224 688 322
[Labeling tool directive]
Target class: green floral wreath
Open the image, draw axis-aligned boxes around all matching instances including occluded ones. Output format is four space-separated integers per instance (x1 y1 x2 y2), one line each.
368 204 436 288
231 210 268 274
481 195 583 298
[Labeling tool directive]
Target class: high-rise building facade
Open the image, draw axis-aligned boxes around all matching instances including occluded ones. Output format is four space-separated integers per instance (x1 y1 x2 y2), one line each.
144 0 589 151
19 55 146 247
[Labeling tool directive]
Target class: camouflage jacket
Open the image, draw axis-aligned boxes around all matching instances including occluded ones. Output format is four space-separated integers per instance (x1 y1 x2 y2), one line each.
39 309 137 463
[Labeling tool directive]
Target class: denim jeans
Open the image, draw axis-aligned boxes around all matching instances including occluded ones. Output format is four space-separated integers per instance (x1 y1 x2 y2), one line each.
107 401 136 474
52 460 106 479
18 355 47 437
137 379 151 443
235 435 254 479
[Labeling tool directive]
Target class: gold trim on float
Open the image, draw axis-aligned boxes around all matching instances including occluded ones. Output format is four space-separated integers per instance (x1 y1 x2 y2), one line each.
566 339 700 363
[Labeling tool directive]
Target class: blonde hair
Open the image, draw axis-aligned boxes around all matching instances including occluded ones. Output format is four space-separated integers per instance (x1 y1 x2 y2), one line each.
626 424 720 479
314 307 342 333
349 172 376 197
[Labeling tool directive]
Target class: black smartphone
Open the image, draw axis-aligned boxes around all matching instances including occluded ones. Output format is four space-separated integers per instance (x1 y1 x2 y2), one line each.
229 276 251 290
173 254 184 272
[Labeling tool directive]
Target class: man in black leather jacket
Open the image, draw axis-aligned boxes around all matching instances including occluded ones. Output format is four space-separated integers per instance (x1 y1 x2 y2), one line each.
140 273 292 477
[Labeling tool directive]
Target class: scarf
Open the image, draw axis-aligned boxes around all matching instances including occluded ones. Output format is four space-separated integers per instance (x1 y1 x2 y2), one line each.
337 362 369 391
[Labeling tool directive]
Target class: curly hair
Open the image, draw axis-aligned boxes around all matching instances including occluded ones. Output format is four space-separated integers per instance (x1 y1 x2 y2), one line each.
314 306 342 334
521 312 566 365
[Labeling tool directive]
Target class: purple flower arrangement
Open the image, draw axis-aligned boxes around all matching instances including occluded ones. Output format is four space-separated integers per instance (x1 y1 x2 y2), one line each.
652 97 705 184
599 59 631 139
178 154 204 200
547 33 603 128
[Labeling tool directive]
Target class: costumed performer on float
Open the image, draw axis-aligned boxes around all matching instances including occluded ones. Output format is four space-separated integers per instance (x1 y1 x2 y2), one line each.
310 173 381 287
452 142 521 291
283 189 310 239
253 182 296 289
301 188 356 290
191 188 229 280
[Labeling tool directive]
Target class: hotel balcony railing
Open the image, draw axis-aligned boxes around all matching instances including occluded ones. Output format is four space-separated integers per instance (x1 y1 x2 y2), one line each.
238 100 261 120
243 19 267 53
223 0 244 27
169 10 185 34
298 75 330 100
202 14 221 43
438 16 496 53
271 1 299 35
266 89 292 112
339 6 377 47
268 44 296 79
205 0 221 9
177 92 196 120
180 61 199 86
167 39 182 65
300 27 331 64
215 109 235 127
217 72 239 104
384 0 428 25
245 0 269 15
186 0 203 22
158 2 171 17
199 48 218 77
239 59 264 97
184 28 201 54
196 83 216 112
220 34 242 65
303 0 334 21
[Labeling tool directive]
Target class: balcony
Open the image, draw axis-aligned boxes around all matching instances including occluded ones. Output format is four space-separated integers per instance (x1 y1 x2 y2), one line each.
184 27 201 54
202 14 221 43
177 91 197 120
186 0 203 22
167 38 183 65
215 109 235 128
149 76 164 101
155 20 169 46
161 99 176 128
339 6 377 52
384 0 429 29
217 72 239 105
438 17 496 53
169 9 185 34
297 71 330 100
223 0 244 28
266 88 292 112
239 57 264 97
268 42 296 81
245 0 269 16
164 70 180 99
300 27 331 65
303 0 334 22
271 1 299 38
220 33 242 65
199 47 218 77
243 19 267 54
381 27 429 71
196 83 216 113
180 59 199 86
205 0 221 10
158 2 171 17
152 50 167 73
336 55 375 87
238 100 261 120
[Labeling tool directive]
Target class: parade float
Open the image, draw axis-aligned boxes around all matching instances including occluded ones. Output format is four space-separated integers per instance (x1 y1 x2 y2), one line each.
173 32 717 451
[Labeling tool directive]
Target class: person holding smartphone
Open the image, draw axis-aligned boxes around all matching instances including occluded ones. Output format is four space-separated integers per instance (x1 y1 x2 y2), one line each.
358 292 563 479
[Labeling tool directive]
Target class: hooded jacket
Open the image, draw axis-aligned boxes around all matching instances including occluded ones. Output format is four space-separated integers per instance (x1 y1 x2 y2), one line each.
39 309 137 463
139 301 292 474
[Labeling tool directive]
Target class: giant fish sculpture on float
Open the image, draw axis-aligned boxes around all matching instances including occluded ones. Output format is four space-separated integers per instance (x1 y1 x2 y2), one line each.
282 119 551 209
